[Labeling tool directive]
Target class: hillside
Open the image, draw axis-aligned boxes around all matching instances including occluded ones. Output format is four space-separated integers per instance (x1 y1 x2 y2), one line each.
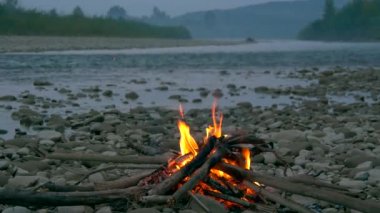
0 3 191 39
147 0 348 39
299 0 380 41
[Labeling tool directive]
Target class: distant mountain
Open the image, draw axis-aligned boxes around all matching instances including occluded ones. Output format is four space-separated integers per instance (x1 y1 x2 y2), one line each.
147 0 349 39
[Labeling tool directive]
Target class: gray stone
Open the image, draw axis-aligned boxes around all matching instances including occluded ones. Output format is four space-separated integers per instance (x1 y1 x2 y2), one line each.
356 161 373 170
2 206 32 213
125 91 139 100
0 160 10 170
39 139 55 147
263 152 277 164
0 95 17 101
88 172 104 183
33 80 53 86
128 208 160 213
7 176 39 187
17 147 30 155
368 168 380 183
338 178 366 189
354 171 369 181
57 206 93 213
95 206 112 213
37 130 62 142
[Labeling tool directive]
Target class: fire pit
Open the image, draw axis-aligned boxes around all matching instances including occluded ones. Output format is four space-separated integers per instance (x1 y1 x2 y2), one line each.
1 101 380 213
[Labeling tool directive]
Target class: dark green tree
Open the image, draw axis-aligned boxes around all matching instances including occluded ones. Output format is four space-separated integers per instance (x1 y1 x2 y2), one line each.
323 0 336 20
107 5 127 20
72 6 84 17
3 0 18 9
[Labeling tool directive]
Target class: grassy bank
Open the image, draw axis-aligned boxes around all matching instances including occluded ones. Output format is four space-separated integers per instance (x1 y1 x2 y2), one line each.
0 4 191 39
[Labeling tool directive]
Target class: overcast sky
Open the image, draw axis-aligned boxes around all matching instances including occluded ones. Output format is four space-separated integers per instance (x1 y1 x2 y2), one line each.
19 0 294 17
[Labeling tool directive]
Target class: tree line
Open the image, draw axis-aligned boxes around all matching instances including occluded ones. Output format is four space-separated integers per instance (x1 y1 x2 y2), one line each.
299 0 380 41
0 0 191 39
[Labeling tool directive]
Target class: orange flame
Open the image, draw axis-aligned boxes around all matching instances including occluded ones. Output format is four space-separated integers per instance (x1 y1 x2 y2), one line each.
242 148 251 170
174 100 256 209
178 120 198 155
179 104 185 119
206 100 223 140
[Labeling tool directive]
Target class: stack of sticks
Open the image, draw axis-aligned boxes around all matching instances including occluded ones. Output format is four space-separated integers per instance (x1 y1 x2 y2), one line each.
0 134 379 213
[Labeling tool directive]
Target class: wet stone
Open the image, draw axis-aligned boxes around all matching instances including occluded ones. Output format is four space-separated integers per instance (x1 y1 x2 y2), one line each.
2 207 32 213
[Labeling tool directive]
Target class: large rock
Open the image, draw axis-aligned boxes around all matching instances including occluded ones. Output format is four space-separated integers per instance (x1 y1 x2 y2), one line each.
37 130 62 142
2 206 32 213
271 130 310 154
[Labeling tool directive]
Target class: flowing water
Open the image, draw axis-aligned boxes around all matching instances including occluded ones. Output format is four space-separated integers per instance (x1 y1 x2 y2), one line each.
0 40 380 139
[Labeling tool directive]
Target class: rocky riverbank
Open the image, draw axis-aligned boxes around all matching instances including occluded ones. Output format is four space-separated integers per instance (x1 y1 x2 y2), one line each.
0 67 379 212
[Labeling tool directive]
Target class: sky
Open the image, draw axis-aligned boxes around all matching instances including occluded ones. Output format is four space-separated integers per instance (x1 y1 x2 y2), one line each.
19 0 294 17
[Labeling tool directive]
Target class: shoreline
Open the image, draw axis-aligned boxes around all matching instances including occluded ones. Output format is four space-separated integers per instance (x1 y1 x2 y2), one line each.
0 36 242 53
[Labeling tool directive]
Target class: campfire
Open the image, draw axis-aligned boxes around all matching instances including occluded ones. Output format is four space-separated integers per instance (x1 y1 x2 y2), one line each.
1 101 380 213
139 101 263 210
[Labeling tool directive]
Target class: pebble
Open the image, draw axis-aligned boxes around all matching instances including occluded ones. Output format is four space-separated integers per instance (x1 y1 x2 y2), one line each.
338 178 366 189
57 206 94 213
37 130 62 142
263 152 277 164
368 168 380 183
0 160 10 170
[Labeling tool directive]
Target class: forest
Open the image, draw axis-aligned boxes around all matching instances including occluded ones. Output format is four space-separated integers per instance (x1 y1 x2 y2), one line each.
0 0 191 39
299 0 380 41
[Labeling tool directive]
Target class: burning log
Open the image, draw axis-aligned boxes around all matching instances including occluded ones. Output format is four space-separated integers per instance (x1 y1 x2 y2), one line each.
148 136 217 195
243 181 314 213
217 163 380 213
170 143 228 203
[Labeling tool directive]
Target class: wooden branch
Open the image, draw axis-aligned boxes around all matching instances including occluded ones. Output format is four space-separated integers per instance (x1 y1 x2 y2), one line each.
217 163 380 213
140 195 171 205
244 181 314 213
0 186 144 206
204 189 252 207
95 171 154 190
148 136 217 195
170 144 227 203
203 190 276 213
76 165 159 185
46 152 173 164
286 175 348 191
